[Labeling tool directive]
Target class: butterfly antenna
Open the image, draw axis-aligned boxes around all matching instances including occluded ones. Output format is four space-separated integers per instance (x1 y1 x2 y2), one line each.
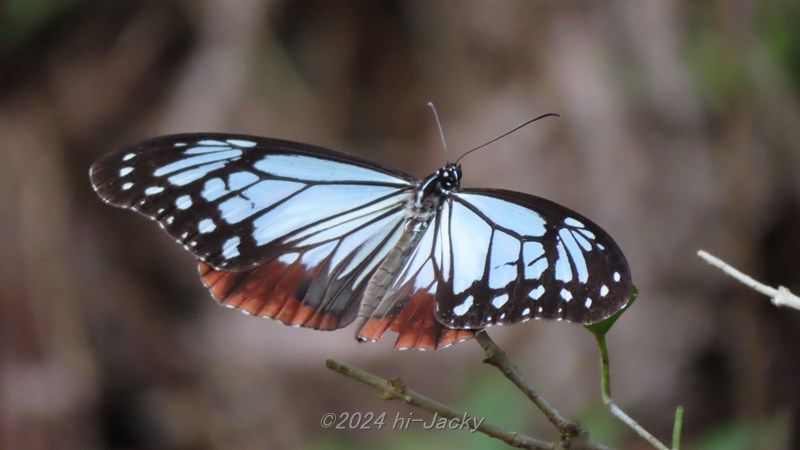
428 101 448 158
455 113 560 164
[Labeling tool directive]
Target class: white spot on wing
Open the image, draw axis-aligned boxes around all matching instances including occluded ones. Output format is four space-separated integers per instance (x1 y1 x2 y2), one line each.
222 236 241 259
554 241 572 282
526 258 548 280
175 195 193 210
198 218 216 234
122 153 135 161
565 217 585 228
227 139 257 147
559 228 588 282
119 167 133 176
600 284 609 297
522 307 531 315
585 298 593 308
202 178 226 201
613 272 621 282
227 171 259 191
491 293 509 309
122 182 133 190
144 186 164 196
529 285 545 300
572 231 593 252
560 288 572 302
217 196 253 224
523 242 546 279
453 295 474 316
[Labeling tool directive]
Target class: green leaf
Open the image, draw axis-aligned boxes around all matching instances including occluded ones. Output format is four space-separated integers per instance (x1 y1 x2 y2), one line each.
584 284 638 337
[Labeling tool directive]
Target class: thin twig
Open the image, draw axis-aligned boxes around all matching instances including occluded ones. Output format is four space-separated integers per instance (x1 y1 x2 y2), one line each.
606 402 670 450
325 358 554 450
474 331 581 437
595 332 673 450
697 250 800 310
474 332 615 450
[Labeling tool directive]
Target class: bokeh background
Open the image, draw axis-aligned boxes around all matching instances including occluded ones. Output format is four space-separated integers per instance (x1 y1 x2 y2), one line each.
2 1 800 449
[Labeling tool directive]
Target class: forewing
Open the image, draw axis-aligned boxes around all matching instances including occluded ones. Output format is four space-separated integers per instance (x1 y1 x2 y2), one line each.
434 188 631 329
90 133 415 270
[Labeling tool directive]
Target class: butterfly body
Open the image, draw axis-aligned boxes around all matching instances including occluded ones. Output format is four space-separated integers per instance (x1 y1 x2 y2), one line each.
354 163 459 339
91 133 631 350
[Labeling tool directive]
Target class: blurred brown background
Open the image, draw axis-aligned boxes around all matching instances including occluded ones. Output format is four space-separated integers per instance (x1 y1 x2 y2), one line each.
2 1 800 449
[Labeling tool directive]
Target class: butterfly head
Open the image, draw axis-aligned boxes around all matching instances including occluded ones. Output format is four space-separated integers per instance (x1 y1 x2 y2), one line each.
435 163 462 193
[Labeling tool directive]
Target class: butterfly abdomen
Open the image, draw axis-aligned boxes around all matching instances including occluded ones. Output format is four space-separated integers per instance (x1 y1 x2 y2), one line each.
355 188 443 339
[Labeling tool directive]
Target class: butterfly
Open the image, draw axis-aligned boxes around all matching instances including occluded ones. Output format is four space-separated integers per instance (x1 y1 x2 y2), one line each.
90 132 631 350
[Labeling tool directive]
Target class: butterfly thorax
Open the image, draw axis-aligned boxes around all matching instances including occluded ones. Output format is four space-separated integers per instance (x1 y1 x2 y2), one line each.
405 162 462 227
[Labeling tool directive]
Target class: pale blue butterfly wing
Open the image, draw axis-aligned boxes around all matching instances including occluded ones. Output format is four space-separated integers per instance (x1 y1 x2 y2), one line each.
91 134 417 332
432 189 631 328
90 134 415 270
